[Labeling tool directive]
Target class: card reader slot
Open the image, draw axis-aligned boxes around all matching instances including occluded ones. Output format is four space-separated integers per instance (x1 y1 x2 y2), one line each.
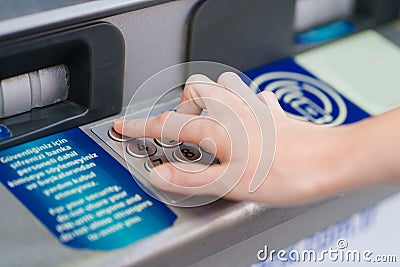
0 64 69 119
2 101 86 139
0 22 125 149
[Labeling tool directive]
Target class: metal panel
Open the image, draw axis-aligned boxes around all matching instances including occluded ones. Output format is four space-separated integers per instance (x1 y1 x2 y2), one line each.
187 0 295 71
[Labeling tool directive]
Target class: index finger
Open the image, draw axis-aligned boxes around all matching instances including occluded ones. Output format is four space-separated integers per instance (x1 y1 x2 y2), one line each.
113 111 229 146
176 73 247 116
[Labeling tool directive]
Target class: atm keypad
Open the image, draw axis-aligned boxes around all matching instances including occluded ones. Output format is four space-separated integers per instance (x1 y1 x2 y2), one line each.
172 144 202 163
145 155 169 171
126 139 157 158
122 136 209 165
154 139 182 148
108 128 131 142
92 122 217 204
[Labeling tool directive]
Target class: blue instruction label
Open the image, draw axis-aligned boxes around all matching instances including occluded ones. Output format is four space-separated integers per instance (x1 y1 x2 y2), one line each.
246 58 370 125
0 128 177 250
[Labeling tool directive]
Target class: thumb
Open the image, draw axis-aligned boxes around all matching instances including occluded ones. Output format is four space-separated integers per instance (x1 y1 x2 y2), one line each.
149 162 228 196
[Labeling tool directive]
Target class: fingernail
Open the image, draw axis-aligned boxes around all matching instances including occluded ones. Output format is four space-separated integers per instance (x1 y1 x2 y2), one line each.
113 118 124 125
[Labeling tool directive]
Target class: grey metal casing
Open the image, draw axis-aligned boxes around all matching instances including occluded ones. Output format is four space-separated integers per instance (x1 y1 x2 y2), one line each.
0 1 399 267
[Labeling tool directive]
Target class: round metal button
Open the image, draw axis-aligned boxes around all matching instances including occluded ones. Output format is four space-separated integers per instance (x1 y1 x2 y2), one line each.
108 127 131 142
154 139 182 148
144 156 169 171
173 144 202 163
126 139 157 158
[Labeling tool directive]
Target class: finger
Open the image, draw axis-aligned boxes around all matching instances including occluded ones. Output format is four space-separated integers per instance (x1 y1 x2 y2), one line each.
257 91 286 117
115 111 182 138
177 74 245 117
217 74 278 193
217 72 266 115
113 111 229 147
217 72 254 96
177 74 214 115
113 118 125 134
149 162 227 196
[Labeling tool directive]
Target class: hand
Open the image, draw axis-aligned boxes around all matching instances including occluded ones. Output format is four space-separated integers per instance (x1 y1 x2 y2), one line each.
114 72 359 206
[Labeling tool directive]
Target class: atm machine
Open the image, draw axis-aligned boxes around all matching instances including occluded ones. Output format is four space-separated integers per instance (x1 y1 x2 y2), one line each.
0 0 400 266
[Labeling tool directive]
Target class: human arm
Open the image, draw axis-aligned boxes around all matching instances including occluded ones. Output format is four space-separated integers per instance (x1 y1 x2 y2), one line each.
113 72 400 206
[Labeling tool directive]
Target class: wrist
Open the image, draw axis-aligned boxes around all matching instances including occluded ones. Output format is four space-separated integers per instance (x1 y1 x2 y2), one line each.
312 124 364 198
333 119 388 193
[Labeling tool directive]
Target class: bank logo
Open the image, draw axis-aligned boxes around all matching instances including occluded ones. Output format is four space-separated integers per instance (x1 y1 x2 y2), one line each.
251 72 348 126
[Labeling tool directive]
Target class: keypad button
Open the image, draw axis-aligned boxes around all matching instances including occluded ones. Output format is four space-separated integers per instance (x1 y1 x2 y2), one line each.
126 139 157 158
145 156 169 171
154 139 182 148
108 127 131 142
173 144 202 163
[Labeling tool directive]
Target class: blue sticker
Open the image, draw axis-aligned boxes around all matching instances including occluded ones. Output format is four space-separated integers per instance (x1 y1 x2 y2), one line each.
295 20 355 45
0 124 12 140
246 58 370 125
0 128 177 250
